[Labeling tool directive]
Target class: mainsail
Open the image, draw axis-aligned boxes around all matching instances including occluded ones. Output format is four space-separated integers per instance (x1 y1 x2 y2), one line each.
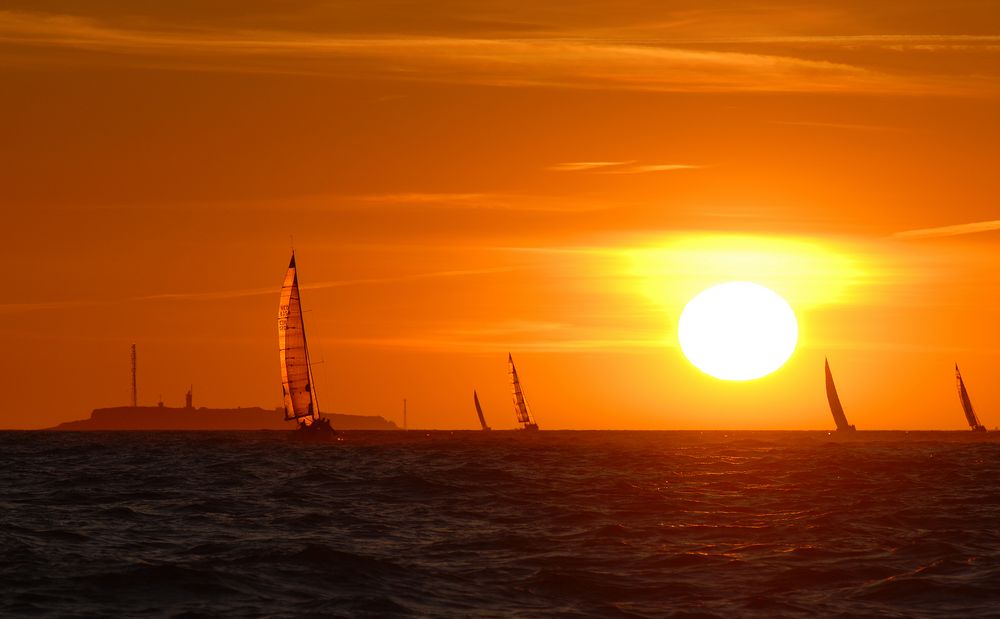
278 253 319 426
825 358 856 432
956 364 986 432
508 354 539 430
473 390 491 431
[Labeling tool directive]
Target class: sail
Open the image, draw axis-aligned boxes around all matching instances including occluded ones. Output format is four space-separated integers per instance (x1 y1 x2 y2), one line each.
278 253 319 425
508 354 538 430
956 364 985 431
825 358 855 431
473 390 490 431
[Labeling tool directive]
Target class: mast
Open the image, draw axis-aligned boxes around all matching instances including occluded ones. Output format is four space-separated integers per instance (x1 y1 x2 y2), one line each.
474 390 490 430
825 358 855 431
278 252 320 426
956 364 985 431
403 398 407 431
508 353 539 430
130 343 137 407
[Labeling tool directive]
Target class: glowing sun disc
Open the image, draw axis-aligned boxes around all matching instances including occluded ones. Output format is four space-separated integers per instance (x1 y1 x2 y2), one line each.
678 281 798 381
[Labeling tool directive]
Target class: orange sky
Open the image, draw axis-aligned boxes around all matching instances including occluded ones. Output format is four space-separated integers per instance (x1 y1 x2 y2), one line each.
1 1 998 430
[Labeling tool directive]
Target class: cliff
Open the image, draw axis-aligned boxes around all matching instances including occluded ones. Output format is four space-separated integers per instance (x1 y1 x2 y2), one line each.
48 406 399 431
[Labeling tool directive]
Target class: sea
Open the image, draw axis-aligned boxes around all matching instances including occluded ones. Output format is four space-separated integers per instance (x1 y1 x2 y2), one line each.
2 430 1000 618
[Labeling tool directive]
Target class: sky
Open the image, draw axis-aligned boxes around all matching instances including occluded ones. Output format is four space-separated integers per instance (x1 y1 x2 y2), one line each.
1 1 998 430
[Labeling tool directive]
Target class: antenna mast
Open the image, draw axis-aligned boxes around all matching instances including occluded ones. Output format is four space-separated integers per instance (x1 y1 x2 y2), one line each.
130 343 137 407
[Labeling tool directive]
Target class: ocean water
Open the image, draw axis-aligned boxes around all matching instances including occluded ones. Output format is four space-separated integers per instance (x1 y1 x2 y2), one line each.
2 431 1000 618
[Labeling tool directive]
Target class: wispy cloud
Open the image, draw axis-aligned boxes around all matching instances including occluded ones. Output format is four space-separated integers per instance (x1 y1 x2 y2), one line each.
548 161 635 171
704 34 1000 48
550 161 702 174
0 10 948 94
352 192 545 210
768 120 904 132
330 320 667 352
601 163 702 174
355 192 496 205
0 300 101 315
135 287 275 303
80 191 614 213
350 192 611 212
893 220 1000 240
343 336 666 352
0 267 513 313
138 266 515 302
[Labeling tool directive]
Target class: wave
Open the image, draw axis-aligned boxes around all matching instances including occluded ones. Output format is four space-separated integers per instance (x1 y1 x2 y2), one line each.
2 430 1000 617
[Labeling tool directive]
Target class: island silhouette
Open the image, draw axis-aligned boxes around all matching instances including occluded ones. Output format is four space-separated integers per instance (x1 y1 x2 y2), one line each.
48 403 398 431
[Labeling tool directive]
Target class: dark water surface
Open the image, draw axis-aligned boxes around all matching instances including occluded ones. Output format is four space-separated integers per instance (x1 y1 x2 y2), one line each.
3 431 1000 617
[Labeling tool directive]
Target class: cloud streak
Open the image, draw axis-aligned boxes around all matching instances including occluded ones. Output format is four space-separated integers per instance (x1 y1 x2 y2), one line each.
0 10 956 94
768 120 905 132
332 320 668 352
893 220 1000 240
349 192 614 212
548 161 635 171
601 163 702 174
0 267 513 314
138 266 515 302
700 34 1000 47
550 161 702 174
78 191 615 213
0 300 101 315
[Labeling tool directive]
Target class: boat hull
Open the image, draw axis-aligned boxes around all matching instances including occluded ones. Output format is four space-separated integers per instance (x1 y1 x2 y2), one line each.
291 417 337 442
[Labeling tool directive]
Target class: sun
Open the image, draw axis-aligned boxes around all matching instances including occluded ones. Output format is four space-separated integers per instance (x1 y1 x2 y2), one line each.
678 281 798 381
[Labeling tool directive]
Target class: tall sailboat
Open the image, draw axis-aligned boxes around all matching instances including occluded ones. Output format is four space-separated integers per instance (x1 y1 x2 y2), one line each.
508 354 539 431
473 390 491 431
825 358 856 432
955 364 987 432
278 252 335 440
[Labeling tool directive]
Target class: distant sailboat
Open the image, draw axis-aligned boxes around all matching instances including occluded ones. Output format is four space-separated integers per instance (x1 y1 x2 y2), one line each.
955 364 987 432
508 354 539 431
825 358 856 432
473 390 491 431
278 252 335 440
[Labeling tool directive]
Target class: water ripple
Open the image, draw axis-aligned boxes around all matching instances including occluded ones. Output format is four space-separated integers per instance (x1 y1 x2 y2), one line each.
2 430 999 617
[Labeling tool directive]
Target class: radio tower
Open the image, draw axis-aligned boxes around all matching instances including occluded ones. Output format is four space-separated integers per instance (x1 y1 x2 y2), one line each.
130 344 137 407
